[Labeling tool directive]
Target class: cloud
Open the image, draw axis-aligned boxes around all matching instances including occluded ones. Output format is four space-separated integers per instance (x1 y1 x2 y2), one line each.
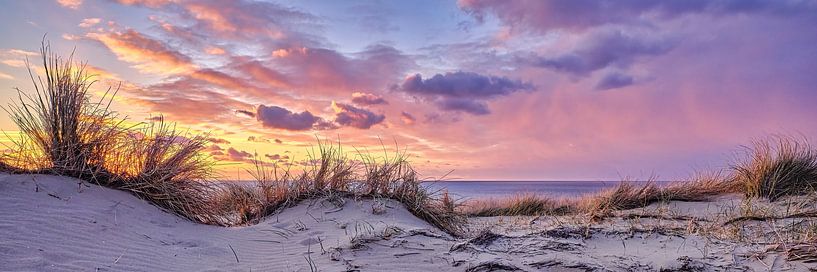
117 0 319 44
235 109 255 118
247 136 271 143
256 104 324 131
524 29 676 75
436 98 490 115
206 144 223 152
399 71 533 99
331 102 385 129
459 0 817 32
86 29 195 75
226 147 253 161
79 18 101 28
208 137 231 144
264 153 289 161
595 72 635 90
57 0 82 9
395 71 533 115
0 72 14 80
400 111 416 125
351 92 388 105
274 44 414 93
124 79 254 123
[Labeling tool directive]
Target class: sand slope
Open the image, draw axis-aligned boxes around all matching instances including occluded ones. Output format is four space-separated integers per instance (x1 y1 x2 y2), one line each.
1 174 813 271
0 174 453 271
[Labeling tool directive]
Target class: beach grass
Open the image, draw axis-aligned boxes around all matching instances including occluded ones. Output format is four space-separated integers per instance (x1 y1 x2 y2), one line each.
0 40 464 234
242 140 466 235
0 40 223 223
732 135 817 200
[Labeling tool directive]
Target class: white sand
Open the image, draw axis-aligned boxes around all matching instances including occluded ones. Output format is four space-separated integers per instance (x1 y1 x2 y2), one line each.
1 174 814 271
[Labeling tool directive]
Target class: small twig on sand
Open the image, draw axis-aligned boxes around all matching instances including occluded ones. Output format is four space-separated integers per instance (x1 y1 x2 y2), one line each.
228 244 239 263
113 249 127 264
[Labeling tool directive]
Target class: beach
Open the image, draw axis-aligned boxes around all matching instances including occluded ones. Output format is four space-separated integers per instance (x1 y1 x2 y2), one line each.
3 174 814 271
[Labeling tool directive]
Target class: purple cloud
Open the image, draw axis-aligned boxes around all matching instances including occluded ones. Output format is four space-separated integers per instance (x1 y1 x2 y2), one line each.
436 98 490 115
332 102 386 129
524 30 675 75
400 111 416 125
351 92 388 105
460 0 817 32
227 147 253 161
256 104 323 131
399 71 533 98
595 72 635 90
395 71 533 115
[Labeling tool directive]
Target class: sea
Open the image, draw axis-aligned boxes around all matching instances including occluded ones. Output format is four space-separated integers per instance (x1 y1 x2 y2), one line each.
225 180 670 200
424 180 671 200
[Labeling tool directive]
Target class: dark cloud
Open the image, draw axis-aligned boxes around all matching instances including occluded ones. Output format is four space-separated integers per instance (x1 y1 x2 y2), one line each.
399 71 533 99
235 109 255 118
459 0 817 32
227 147 253 161
436 98 490 115
274 138 283 144
264 153 290 161
595 72 635 90
332 102 386 129
351 92 388 105
256 104 323 131
524 30 675 75
400 111 416 125
207 144 224 152
208 137 231 144
395 71 533 115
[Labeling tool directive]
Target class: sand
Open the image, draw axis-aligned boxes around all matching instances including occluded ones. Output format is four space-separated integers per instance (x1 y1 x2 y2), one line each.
1 174 814 271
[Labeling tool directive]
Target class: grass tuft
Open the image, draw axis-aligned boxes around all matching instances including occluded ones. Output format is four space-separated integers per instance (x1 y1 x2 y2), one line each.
2 40 127 182
243 141 466 236
732 135 817 201
2 40 220 223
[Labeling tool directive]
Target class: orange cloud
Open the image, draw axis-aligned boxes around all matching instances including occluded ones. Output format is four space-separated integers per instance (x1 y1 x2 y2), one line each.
86 29 195 75
56 0 82 9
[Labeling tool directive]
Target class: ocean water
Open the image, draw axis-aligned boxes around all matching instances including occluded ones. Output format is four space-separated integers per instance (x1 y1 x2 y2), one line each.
424 181 670 200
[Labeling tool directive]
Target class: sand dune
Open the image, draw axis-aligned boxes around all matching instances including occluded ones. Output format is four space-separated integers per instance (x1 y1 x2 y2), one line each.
1 174 813 271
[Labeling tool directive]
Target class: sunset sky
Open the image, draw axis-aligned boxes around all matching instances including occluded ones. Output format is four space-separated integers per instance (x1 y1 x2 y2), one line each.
1 0 816 181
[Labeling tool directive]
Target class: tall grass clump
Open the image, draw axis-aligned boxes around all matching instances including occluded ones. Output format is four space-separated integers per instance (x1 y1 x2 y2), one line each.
246 141 466 236
358 148 465 235
1 40 221 223
2 41 126 181
732 136 817 201
108 120 219 223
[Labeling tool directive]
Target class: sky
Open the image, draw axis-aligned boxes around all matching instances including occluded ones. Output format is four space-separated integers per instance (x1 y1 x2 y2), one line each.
0 0 816 181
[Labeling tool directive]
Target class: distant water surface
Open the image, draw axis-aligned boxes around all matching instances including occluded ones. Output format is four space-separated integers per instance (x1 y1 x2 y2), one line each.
425 181 670 200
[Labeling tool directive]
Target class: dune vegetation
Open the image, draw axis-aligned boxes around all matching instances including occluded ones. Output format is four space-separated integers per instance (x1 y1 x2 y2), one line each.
462 137 817 218
0 41 464 235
